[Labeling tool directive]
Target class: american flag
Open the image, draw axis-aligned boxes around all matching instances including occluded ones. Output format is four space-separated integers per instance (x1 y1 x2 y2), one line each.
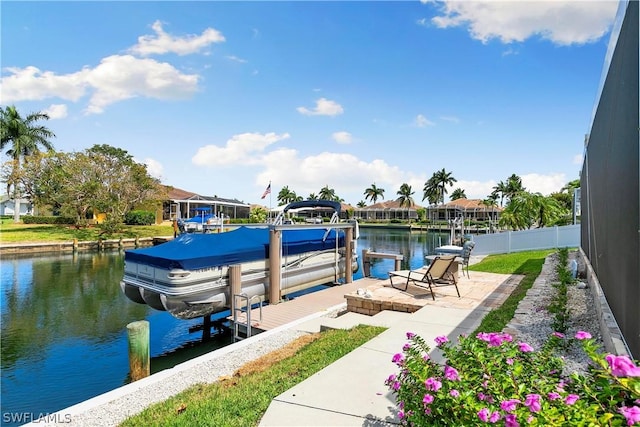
261 183 271 199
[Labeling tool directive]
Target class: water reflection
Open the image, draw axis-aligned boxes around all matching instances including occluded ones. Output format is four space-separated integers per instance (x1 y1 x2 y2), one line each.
0 251 228 424
358 228 449 275
1 252 148 370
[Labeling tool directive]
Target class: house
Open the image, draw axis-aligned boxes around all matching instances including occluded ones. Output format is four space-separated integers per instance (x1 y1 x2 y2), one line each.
162 187 251 222
426 199 501 223
0 195 33 216
355 200 420 221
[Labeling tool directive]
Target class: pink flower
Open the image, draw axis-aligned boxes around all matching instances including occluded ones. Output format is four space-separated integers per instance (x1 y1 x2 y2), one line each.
478 408 489 422
547 392 561 400
619 405 640 426
476 332 490 342
449 389 460 398
392 381 400 391
489 333 504 347
575 331 592 340
402 343 411 351
518 342 534 353
424 407 431 415
489 411 501 423
444 365 460 381
504 413 520 427
552 332 565 338
406 331 416 339
425 377 442 391
422 353 430 361
524 394 542 413
435 335 449 346
423 394 434 405
606 354 640 377
392 353 405 365
506 358 514 365
501 399 520 412
564 394 579 405
398 410 404 419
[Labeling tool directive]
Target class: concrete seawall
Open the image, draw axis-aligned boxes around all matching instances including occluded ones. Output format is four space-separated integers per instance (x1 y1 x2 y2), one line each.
0 237 171 255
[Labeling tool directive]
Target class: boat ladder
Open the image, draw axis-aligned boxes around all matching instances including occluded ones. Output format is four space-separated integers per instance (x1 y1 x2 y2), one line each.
232 293 263 342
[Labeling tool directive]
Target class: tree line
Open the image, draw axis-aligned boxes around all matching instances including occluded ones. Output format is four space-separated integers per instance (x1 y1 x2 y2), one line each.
2 105 579 231
274 168 579 230
1 105 165 229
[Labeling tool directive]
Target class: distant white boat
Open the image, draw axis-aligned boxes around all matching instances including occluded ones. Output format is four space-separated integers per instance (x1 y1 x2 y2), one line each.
434 245 463 255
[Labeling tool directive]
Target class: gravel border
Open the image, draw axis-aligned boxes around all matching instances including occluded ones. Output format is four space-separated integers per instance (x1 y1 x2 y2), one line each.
504 251 605 375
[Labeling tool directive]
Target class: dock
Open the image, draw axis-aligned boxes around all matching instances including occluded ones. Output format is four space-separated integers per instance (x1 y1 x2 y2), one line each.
234 268 521 333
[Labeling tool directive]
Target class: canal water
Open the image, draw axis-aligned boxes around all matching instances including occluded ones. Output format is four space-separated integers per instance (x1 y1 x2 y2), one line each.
0 228 448 424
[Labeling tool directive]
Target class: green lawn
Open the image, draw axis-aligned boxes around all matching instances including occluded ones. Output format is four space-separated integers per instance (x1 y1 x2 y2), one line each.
0 218 174 243
121 325 386 427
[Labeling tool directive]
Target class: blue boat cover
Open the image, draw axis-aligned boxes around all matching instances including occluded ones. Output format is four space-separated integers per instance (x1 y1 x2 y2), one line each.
125 226 345 270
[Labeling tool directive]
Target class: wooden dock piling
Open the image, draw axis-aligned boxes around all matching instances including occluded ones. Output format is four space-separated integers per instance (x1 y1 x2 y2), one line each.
126 320 150 381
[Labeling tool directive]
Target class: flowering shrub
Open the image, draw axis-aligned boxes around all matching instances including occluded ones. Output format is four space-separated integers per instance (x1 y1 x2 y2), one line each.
387 331 640 426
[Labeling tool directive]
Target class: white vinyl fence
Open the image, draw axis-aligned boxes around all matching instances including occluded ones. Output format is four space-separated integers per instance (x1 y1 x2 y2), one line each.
471 225 580 255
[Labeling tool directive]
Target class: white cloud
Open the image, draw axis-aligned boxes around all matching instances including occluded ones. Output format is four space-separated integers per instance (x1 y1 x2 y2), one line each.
192 132 290 166
521 173 567 196
226 55 248 63
429 1 618 45
256 151 410 204
129 20 225 56
43 104 68 119
85 55 199 114
297 98 344 116
332 131 353 144
415 114 435 127
1 56 200 114
417 18 428 26
440 115 460 123
1 66 88 103
143 158 164 180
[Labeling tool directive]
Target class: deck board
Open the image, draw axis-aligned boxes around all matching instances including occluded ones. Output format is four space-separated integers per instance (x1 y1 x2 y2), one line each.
232 278 382 331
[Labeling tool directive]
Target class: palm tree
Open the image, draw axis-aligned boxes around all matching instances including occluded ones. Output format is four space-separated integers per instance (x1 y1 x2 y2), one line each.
1 105 56 222
481 196 499 224
318 185 337 201
501 191 563 229
364 183 385 205
307 193 318 201
491 181 507 207
356 200 366 208
504 174 525 203
396 183 415 208
277 186 298 205
450 188 466 200
424 169 456 205
422 176 440 205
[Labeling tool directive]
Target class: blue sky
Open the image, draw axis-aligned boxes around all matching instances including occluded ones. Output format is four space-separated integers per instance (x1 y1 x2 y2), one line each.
1 1 620 206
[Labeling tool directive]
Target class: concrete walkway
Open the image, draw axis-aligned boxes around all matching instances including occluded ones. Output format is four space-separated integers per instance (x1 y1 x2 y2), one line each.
259 271 521 426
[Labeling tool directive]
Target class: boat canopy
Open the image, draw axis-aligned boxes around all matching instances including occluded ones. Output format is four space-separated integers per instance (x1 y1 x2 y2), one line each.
284 200 341 214
125 226 345 270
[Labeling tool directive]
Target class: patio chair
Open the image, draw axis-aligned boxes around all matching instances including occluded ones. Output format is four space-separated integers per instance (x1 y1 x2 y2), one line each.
461 241 475 278
388 255 460 300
